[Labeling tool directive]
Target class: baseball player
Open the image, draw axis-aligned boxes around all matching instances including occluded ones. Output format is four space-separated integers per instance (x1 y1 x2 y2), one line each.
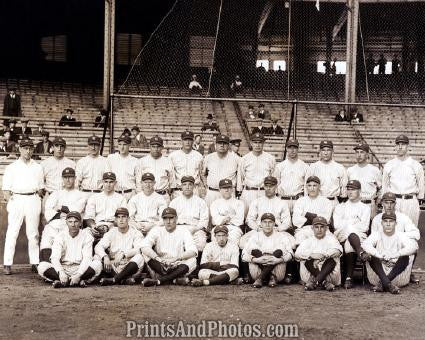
141 207 198 286
137 135 175 204
292 176 333 245
242 213 294 288
295 216 343 291
307 140 348 206
107 134 138 201
274 139 309 212
2 138 44 275
96 208 145 286
76 135 111 198
192 225 241 287
40 167 87 262
84 172 127 240
237 132 276 214
333 180 371 289
382 134 424 226
37 211 102 288
229 138 242 157
169 131 204 199
362 212 418 294
210 179 244 246
347 143 382 218
371 192 420 283
201 134 239 207
169 176 209 252
128 172 167 236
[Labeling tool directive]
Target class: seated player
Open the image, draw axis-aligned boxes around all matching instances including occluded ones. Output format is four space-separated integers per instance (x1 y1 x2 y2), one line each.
292 176 333 245
141 208 198 286
192 226 241 287
169 176 209 252
242 213 294 288
333 180 371 289
84 172 127 240
128 172 167 236
210 179 244 247
371 192 420 283
37 212 102 288
362 212 418 294
295 216 343 292
96 208 145 286
40 167 87 262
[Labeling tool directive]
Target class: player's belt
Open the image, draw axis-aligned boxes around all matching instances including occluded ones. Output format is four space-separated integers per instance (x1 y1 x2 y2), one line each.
82 189 102 193
281 192 304 200
245 186 264 190
395 194 415 199
361 199 372 204
155 190 167 195
115 189 133 194
174 188 182 191
327 196 336 200
208 186 219 191
13 192 36 195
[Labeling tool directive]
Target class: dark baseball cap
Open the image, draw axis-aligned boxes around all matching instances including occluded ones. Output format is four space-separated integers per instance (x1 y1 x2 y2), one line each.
150 135 163 146
181 131 194 140
264 176 278 185
214 225 229 235
142 172 155 181
181 176 195 184
320 140 334 149
53 137 66 146
353 143 369 152
382 212 396 221
103 172 116 181
382 192 396 202
216 134 230 144
306 176 320 184
312 216 328 226
261 213 275 222
115 207 129 217
118 134 131 144
66 211 82 221
395 134 409 145
88 135 101 145
346 180 361 190
19 138 34 148
251 132 265 142
162 207 177 218
219 179 233 188
62 167 75 177
230 138 241 146
286 139 299 148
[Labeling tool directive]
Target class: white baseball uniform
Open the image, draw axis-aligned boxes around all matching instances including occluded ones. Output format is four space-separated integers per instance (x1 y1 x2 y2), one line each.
371 211 420 241
75 154 111 196
107 153 138 201
41 156 76 193
84 191 127 227
2 158 44 265
169 194 209 251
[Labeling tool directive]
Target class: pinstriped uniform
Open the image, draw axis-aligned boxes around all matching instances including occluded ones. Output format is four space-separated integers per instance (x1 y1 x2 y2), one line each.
128 192 167 234
169 149 203 188
199 242 240 281
75 155 111 194
41 157 76 193
371 211 420 241
84 192 127 225
107 153 138 200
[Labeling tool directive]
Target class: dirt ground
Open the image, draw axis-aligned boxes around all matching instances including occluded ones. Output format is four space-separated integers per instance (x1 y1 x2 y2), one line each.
0 267 424 340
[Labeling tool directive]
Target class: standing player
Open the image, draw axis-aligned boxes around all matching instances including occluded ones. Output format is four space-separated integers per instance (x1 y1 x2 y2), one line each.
382 134 424 227
229 138 242 157
107 134 138 201
237 132 276 214
295 216 343 291
141 208 198 286
169 131 204 199
169 176 209 252
307 140 348 206
40 167 87 261
2 138 44 274
292 176 333 245
96 208 145 286
242 213 294 288
347 143 382 217
128 173 167 236
201 134 239 207
84 172 127 240
37 211 102 288
274 139 309 212
137 135 174 204
333 180 371 289
192 226 241 287
76 135 111 198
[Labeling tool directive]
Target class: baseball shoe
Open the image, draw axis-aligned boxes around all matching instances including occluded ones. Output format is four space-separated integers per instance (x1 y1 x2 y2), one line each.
173 277 190 286
123 278 136 285
410 274 420 284
283 274 293 285
3 266 11 275
100 278 115 286
31 264 38 273
323 280 335 292
230 278 244 285
304 277 317 291
268 275 278 288
191 279 204 287
344 277 353 289
252 278 263 288
79 280 87 288
359 251 371 262
142 278 159 287
371 282 384 293
52 280 63 289
386 283 400 295
242 274 251 284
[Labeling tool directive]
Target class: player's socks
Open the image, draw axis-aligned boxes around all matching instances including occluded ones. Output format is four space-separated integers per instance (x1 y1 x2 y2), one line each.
44 267 60 281
305 259 320 277
345 252 357 279
114 262 138 283
387 256 409 281
159 264 189 284
208 273 230 285
316 258 336 284
348 233 362 254
258 265 274 282
369 256 391 288
80 267 96 281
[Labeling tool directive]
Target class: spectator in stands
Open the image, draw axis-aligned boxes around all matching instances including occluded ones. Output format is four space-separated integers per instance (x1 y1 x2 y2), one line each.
3 87 22 119
230 75 243 95
59 108 81 127
0 129 18 156
189 74 202 94
366 54 375 75
0 120 7 136
122 128 131 137
94 109 108 128
251 119 267 135
247 105 256 120
193 134 205 155
201 114 219 132
34 131 53 158
7 119 19 142
230 138 242 157
267 119 284 136
335 109 348 122
16 118 32 139
33 122 47 136
392 54 400 75
350 108 364 124
330 58 337 76
257 104 270 120
378 54 387 75
130 126 148 148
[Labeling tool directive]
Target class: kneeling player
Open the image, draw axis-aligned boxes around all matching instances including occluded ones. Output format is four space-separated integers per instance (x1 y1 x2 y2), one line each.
192 226 240 287
242 213 293 288
96 208 145 286
141 208 198 286
37 212 102 288
362 212 418 294
295 217 343 291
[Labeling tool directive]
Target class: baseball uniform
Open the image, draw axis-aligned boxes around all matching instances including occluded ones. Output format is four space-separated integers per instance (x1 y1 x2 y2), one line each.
107 152 138 201
76 155 111 197
371 211 420 241
41 156 76 193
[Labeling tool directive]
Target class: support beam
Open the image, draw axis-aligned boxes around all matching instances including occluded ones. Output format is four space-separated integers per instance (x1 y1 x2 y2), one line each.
103 0 111 110
345 0 359 106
